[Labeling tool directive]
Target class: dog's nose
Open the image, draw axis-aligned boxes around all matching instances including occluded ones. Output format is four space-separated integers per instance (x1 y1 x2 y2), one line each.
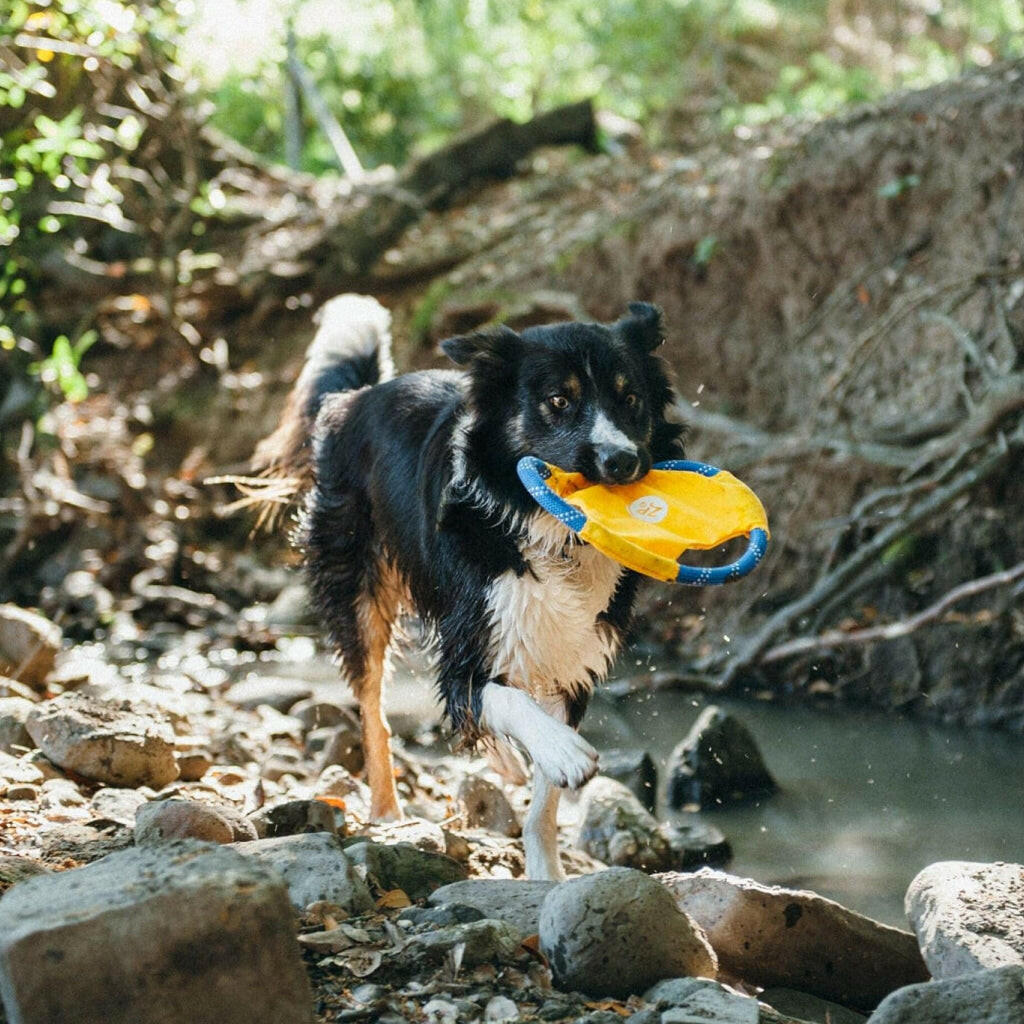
597 446 641 483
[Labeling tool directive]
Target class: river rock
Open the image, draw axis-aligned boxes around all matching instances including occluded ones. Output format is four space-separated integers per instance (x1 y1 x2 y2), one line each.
575 775 672 871
644 977 759 1022
0 606 61 689
89 787 148 827
539 867 716 998
317 724 365 773
135 798 258 844
0 855 50 894
234 832 374 912
343 840 468 899
0 697 34 754
905 860 1024 979
458 776 521 837
411 919 523 967
866 965 1024 1023
598 748 658 813
666 706 776 809
428 879 557 935
661 818 732 870
290 699 351 732
251 798 346 838
0 840 313 1024
222 676 312 712
25 693 179 789
659 868 928 1011
760 988 867 1023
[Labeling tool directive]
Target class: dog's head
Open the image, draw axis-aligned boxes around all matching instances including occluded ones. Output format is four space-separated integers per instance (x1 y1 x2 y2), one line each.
442 302 682 485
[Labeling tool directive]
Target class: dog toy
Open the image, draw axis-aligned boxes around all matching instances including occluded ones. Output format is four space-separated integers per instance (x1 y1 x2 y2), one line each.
516 456 769 584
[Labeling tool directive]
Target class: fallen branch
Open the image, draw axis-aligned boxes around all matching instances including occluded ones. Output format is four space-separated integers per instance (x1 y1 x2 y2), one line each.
761 560 1024 664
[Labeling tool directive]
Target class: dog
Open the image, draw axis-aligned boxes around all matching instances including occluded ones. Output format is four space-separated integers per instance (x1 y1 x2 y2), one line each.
254 294 684 879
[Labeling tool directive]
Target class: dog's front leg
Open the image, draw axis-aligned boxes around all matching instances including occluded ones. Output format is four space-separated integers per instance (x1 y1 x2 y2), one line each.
479 684 598 881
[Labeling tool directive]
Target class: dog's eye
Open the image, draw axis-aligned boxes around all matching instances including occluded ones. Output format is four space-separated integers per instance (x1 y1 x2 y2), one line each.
548 395 570 411
625 393 639 408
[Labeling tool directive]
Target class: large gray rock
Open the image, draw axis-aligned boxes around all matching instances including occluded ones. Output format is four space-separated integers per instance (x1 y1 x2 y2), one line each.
539 867 716 998
428 879 557 935
234 832 374 912
644 977 759 1022
0 697 34 754
343 840 468 899
0 840 313 1024
25 693 179 788
575 776 672 872
0 606 60 689
135 798 258 844
410 919 523 967
666 706 776 810
866 965 1024 1023
659 868 928 1012
905 861 1024 979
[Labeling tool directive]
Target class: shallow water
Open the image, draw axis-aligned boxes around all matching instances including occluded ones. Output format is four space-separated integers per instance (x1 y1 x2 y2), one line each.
605 687 1024 927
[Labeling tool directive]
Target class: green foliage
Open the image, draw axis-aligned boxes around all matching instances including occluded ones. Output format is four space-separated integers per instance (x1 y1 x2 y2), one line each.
877 174 921 199
29 330 97 403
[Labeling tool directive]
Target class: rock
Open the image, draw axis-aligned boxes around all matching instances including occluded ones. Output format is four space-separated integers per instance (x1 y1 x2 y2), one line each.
644 978 759 1022
222 676 312 712
89 787 148 827
234 832 374 912
317 725 365 773
760 988 867 1024
290 699 353 732
250 798 346 838
176 748 213 781
400 904 486 927
6 783 38 801
39 777 88 810
866 965 1024 1023
0 751 45 792
598 748 658 813
0 855 50 894
25 693 179 789
666 706 776 810
0 840 313 1024
905 860 1024 979
343 840 468 899
0 697 34 754
428 879 557 935
484 995 521 1022
135 798 258 844
39 822 134 864
0 605 61 689
575 776 672 871
265 581 314 627
539 867 716 998
411 919 523 967
660 818 733 870
458 776 521 837
0 677 38 701
658 868 928 1011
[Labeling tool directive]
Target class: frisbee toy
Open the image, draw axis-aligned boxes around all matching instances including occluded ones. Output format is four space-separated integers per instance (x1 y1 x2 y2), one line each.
516 457 769 585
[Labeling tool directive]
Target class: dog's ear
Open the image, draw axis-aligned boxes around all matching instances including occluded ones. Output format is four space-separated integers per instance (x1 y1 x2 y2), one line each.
616 302 665 352
440 325 521 366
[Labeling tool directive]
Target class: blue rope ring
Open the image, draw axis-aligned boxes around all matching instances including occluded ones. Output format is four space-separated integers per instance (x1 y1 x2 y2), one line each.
516 455 768 586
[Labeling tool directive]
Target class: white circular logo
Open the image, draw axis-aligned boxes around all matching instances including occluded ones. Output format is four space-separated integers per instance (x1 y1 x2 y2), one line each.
627 495 668 524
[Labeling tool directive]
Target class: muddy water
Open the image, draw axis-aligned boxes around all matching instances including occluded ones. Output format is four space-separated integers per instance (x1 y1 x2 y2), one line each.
604 687 1024 927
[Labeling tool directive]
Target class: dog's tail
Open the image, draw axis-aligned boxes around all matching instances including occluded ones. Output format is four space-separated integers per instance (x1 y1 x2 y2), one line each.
215 295 393 528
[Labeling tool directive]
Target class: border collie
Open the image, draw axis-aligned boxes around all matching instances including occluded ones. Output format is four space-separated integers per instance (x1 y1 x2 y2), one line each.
254 294 684 879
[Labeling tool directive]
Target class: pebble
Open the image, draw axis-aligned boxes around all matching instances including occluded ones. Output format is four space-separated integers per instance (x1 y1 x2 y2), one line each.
25 692 179 789
250 798 345 838
90 787 148 827
0 696 35 754
905 860 1024 979
411 919 523 967
0 604 61 689
289 699 351 732
539 867 716 998
135 798 258 844
458 776 521 837
660 819 733 870
666 705 776 810
484 995 520 1021
0 855 50 894
658 868 928 1012
176 748 213 781
317 724 365 773
222 676 313 712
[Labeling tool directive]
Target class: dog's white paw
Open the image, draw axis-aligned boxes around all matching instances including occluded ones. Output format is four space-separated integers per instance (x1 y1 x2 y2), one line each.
532 726 599 790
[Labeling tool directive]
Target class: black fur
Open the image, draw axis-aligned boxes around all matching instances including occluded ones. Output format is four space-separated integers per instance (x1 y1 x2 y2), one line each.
299 303 684 741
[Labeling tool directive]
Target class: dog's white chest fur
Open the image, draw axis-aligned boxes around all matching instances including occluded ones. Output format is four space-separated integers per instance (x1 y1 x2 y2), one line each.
484 515 623 698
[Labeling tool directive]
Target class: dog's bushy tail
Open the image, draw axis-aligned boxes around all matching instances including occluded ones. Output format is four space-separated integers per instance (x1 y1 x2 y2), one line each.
215 294 393 528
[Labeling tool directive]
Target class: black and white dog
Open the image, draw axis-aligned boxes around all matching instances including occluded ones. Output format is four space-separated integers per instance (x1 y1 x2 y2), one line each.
256 294 684 879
